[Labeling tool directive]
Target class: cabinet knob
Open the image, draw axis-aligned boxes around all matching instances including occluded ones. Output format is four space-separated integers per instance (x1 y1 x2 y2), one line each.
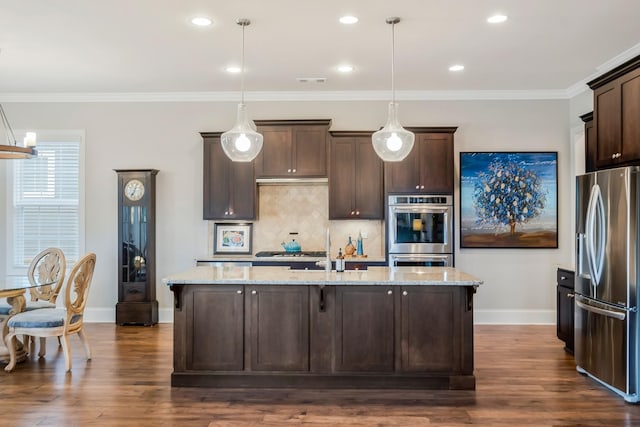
356 211 360 215
224 211 229 215
402 290 408 296
287 169 292 173
251 290 257 295
612 154 616 159
236 290 243 294
560 276 566 280
567 293 575 299
351 211 355 215
292 168 296 173
387 290 393 295
415 185 420 189
420 185 425 189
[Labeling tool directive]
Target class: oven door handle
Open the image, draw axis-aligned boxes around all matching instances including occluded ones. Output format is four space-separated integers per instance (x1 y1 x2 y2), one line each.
391 254 451 262
391 206 450 214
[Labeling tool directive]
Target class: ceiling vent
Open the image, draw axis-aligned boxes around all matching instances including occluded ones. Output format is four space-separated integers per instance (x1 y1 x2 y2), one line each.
296 77 327 83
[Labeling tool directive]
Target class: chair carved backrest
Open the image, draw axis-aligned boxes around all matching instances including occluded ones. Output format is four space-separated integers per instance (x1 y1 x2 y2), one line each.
63 253 96 331
28 248 66 303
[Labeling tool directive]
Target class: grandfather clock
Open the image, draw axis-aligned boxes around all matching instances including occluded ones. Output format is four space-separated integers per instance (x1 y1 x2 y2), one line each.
115 169 159 326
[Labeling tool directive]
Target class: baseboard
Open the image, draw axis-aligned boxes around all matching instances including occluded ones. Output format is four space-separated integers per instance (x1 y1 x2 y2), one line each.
84 307 555 325
84 307 174 323
475 309 555 325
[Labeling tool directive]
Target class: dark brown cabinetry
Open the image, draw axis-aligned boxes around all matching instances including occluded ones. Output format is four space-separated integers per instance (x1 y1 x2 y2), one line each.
246 285 309 371
329 131 383 219
581 112 596 173
115 169 158 326
254 119 331 179
334 286 395 372
588 56 640 169
170 282 476 389
384 127 457 194
202 132 256 220
187 285 244 371
556 268 575 354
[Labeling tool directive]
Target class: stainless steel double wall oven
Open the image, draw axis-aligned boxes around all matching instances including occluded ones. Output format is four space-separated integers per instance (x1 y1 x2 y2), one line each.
387 195 453 267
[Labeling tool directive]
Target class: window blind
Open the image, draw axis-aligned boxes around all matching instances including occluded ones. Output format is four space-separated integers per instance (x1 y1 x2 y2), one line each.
11 139 80 269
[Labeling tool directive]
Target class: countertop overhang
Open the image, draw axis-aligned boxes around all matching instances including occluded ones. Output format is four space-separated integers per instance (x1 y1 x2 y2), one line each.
163 266 483 287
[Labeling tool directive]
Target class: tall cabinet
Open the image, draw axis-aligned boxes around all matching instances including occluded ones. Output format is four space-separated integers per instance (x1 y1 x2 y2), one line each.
384 127 457 194
329 131 383 219
202 132 257 220
115 169 158 326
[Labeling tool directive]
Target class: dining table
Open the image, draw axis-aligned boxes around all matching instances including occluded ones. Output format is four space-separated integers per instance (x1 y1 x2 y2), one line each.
0 276 43 368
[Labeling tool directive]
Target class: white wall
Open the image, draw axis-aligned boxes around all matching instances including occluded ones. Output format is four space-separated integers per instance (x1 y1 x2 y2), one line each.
0 98 572 324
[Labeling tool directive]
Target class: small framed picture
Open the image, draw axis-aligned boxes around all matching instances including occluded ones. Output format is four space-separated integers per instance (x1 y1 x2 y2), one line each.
213 223 253 254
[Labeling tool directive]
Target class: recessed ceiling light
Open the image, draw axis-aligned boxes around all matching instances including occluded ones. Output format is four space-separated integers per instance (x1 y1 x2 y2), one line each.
191 17 212 26
449 65 465 72
487 14 508 24
225 66 241 73
337 65 354 73
339 15 359 24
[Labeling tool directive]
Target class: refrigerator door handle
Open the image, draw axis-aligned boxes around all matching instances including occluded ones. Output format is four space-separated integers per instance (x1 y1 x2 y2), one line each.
585 184 606 288
575 296 626 321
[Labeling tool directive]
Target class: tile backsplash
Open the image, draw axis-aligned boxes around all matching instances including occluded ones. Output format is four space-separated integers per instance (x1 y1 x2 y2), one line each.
208 184 384 257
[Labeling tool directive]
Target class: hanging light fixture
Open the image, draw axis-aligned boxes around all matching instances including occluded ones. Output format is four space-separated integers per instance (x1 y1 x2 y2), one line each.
221 18 263 162
372 17 414 162
0 104 37 159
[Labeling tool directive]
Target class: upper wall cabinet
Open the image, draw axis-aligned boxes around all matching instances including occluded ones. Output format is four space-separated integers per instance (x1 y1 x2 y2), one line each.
254 119 331 179
202 132 257 220
588 55 640 169
580 112 595 173
384 127 457 194
329 131 383 220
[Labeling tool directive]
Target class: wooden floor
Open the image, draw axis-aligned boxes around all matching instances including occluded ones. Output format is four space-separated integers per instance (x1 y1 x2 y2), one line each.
1 324 639 426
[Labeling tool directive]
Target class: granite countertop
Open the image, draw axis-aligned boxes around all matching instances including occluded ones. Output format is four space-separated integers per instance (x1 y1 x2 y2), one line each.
163 266 483 287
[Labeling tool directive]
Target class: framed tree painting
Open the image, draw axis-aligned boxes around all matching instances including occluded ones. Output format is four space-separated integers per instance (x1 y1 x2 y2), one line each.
460 152 558 248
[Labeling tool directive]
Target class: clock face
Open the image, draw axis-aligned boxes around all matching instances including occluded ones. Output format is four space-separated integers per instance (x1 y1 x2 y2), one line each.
124 179 145 201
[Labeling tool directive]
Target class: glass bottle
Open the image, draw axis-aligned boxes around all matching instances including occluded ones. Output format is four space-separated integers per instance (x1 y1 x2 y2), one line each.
336 248 345 272
356 232 364 256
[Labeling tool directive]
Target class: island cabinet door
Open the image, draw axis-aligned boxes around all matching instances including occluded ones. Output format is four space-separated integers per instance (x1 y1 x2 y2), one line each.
334 286 396 372
186 285 245 371
246 285 310 371
399 286 464 372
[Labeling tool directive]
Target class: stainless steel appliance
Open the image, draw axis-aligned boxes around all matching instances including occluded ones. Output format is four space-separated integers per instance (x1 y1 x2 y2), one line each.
387 195 453 267
575 166 640 403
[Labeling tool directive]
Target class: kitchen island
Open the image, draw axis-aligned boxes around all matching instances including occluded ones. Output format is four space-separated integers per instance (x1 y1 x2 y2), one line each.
164 266 482 390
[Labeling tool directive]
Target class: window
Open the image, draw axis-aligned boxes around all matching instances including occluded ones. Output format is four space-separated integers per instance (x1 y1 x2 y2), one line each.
6 131 85 273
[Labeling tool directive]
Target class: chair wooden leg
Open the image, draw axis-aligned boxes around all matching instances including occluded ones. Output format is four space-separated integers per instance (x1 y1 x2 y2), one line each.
38 337 47 357
77 329 92 360
4 333 17 372
60 334 72 372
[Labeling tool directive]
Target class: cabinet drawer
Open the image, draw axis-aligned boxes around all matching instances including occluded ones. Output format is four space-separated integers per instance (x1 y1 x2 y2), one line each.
122 283 147 302
556 269 575 289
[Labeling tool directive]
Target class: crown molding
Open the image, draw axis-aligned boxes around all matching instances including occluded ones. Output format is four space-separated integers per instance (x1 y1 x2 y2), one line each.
0 89 572 103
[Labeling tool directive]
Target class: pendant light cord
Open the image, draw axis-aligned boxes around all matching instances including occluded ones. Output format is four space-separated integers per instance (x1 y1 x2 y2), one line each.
391 21 395 104
240 22 246 104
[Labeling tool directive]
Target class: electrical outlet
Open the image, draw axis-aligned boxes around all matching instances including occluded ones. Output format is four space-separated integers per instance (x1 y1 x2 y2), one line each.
360 232 368 239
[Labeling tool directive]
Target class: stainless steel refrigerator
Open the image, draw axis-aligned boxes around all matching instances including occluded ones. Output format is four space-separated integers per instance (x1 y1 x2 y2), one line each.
576 166 640 403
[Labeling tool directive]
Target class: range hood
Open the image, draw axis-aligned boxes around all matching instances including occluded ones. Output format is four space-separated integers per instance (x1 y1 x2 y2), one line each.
256 177 328 185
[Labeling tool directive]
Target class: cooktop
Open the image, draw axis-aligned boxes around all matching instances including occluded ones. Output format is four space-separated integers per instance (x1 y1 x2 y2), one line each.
255 251 327 258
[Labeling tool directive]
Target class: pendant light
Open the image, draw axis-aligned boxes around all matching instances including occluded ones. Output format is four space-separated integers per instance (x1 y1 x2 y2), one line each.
221 18 263 162
372 17 414 162
0 104 37 159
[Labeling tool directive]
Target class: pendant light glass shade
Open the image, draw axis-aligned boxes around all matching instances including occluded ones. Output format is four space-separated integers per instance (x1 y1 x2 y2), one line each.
221 103 263 162
373 17 414 162
222 18 262 162
372 102 414 162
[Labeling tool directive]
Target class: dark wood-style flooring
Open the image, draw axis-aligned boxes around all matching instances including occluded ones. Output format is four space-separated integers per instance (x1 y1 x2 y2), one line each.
0 324 639 426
